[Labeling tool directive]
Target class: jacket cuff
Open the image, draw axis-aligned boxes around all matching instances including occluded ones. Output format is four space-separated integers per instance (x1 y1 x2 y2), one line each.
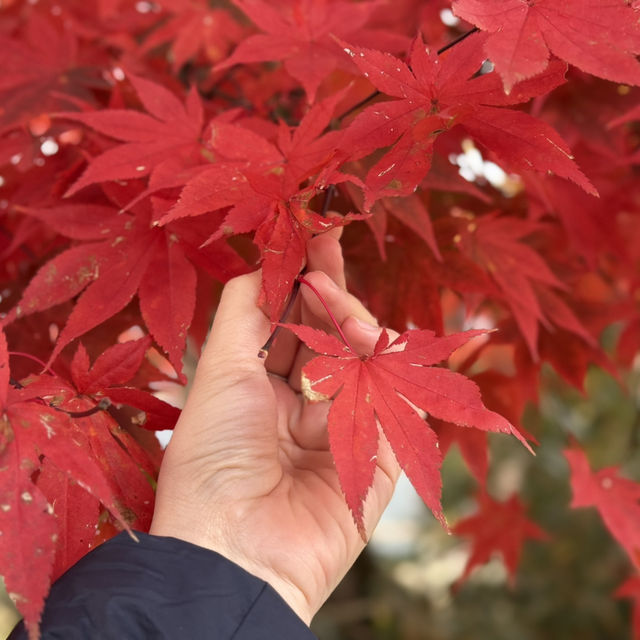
9 531 317 640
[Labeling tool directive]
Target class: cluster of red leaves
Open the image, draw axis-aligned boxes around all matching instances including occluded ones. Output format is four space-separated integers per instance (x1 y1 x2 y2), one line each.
1 0 640 637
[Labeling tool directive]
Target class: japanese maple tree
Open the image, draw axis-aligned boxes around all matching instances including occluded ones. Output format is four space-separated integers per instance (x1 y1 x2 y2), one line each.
1 0 640 638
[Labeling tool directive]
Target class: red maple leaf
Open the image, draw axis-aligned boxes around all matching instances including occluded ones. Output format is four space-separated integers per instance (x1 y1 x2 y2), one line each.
70 337 152 394
282 323 529 534
34 458 101 583
8 195 246 376
452 0 640 93
70 339 180 431
0 331 134 638
213 0 397 102
523 172 623 267
452 212 595 358
60 74 205 197
566 446 640 569
431 418 488 484
162 90 347 224
342 216 497 338
1 339 171 638
0 13 102 134
452 491 547 587
160 92 357 320
343 181 441 262
488 318 616 395
139 0 245 70
338 32 595 206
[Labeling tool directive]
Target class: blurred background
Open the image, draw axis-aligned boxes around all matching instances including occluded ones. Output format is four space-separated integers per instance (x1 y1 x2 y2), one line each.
311 363 640 640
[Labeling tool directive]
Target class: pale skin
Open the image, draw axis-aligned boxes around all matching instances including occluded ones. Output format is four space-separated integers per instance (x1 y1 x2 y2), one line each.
150 229 401 625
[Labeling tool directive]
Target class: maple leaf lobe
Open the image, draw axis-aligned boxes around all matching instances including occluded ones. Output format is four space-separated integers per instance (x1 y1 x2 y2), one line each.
283 323 528 532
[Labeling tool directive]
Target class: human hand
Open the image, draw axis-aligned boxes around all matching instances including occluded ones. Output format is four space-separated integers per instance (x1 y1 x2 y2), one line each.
149 230 401 624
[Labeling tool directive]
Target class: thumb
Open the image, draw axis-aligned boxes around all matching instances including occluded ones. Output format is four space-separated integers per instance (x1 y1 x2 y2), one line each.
170 270 279 479
196 271 272 384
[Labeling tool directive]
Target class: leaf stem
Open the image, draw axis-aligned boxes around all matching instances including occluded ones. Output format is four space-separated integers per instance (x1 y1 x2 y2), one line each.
297 275 356 354
9 350 57 376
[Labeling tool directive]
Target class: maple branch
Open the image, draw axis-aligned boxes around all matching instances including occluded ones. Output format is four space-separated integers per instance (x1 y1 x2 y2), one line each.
22 392 112 418
436 26 479 55
18 384 113 417
9 377 24 389
207 88 253 109
9 373 48 406
206 65 240 94
297 275 356 354
258 279 301 358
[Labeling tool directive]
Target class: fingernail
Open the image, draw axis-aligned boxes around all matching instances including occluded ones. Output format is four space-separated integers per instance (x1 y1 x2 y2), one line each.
353 316 379 332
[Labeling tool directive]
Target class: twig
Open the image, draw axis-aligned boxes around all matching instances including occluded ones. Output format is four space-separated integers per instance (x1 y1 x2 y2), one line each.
436 26 479 55
258 279 301 358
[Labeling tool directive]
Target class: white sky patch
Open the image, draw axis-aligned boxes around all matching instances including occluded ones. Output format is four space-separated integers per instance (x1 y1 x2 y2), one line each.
463 311 495 332
40 138 59 156
440 8 460 27
370 473 425 558
135 1 154 13
155 430 173 448
149 381 186 448
449 139 521 196
479 59 495 75
483 161 508 188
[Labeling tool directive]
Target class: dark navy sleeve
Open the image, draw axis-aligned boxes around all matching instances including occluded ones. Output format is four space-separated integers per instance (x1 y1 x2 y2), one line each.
8 532 317 640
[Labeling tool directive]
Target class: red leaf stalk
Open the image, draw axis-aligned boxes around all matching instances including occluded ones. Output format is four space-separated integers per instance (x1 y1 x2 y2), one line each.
297 275 357 354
